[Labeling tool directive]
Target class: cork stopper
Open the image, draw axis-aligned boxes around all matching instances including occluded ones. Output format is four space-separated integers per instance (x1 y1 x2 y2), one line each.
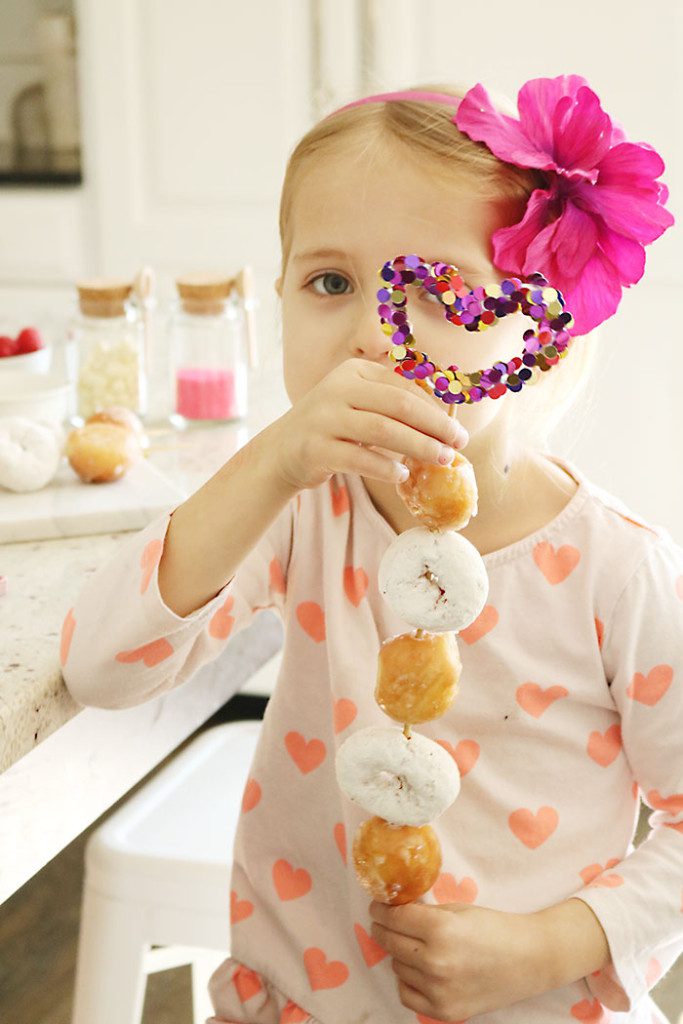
176 273 235 315
76 278 133 318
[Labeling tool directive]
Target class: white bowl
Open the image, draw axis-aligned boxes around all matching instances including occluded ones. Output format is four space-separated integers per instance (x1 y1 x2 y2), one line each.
0 346 52 374
0 372 71 425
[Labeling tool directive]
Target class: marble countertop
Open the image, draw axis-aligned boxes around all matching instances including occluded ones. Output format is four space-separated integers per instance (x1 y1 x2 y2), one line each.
0 375 290 773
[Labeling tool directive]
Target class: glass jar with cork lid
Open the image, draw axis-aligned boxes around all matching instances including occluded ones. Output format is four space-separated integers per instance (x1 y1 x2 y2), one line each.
167 269 257 429
70 278 147 423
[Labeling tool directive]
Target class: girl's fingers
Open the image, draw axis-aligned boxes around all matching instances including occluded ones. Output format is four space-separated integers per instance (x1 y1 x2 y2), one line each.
337 408 457 467
358 359 451 408
366 443 407 464
353 373 467 449
329 439 410 484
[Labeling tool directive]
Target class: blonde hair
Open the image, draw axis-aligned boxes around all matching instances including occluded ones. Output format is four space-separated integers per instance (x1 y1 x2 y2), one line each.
277 81 600 453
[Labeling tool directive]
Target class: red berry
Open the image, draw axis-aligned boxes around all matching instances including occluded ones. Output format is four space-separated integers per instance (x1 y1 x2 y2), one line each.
15 327 44 354
0 335 18 357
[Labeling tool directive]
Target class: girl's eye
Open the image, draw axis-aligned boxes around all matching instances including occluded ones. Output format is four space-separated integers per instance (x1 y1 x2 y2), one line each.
305 272 471 302
307 272 351 297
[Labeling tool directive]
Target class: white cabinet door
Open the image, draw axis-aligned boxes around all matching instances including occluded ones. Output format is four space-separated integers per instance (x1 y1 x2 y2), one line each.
0 189 85 282
76 0 313 270
75 0 324 361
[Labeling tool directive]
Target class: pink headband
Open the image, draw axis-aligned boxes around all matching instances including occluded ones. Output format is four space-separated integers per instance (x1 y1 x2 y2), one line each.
328 89 462 116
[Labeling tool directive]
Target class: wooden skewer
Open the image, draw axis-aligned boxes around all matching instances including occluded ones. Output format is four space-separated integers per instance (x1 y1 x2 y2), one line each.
235 266 259 370
133 265 155 383
400 403 454 749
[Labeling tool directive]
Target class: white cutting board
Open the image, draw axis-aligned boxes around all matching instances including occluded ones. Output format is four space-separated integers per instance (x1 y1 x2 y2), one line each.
0 456 188 543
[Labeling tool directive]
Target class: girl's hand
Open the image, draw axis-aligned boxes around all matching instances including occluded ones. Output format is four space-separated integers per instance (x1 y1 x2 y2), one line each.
270 358 469 493
369 899 549 1022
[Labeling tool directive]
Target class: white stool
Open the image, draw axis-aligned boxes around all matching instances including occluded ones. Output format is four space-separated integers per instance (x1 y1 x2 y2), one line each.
71 719 263 1024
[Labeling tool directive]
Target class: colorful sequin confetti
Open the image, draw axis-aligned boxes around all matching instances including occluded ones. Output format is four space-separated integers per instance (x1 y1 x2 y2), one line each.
376 254 576 404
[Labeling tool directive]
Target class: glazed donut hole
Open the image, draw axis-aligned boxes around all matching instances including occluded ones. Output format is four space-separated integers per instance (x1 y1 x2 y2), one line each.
352 815 442 905
66 422 143 483
376 630 461 724
85 405 148 448
397 449 478 530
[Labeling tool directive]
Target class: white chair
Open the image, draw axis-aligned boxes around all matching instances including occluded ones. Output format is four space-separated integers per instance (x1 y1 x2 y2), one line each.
71 718 263 1024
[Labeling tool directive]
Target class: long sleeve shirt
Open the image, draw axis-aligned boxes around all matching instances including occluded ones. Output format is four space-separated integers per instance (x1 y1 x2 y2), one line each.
60 452 683 1024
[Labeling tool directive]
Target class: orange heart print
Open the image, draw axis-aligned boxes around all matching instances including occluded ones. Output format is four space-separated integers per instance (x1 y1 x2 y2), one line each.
140 539 163 594
115 638 173 667
303 947 349 990
533 541 580 584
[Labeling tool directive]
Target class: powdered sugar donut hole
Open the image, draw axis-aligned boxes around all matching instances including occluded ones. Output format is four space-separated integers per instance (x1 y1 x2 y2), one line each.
335 725 460 826
378 526 488 632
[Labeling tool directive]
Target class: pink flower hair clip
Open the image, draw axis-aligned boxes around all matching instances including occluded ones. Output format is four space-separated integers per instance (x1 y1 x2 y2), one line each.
453 74 675 336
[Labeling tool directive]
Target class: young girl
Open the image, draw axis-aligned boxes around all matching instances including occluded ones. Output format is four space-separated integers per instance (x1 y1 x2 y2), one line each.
61 77 682 1024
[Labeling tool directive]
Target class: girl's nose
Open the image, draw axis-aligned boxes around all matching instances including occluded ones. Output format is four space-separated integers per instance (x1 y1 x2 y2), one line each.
348 306 391 363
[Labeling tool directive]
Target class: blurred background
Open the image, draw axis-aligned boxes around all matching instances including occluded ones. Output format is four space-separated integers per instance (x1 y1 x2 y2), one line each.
0 0 680 532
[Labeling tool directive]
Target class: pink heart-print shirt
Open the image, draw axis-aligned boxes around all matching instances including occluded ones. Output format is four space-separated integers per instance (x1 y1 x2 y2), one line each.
61 452 683 1024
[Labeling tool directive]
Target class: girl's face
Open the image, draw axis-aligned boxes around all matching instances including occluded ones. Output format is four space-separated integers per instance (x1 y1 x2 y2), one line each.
276 136 531 440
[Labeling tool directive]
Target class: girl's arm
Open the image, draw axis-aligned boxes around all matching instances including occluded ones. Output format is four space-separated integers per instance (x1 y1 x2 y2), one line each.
543 530 683 1012
61 357 464 711
60 423 297 710
534 896 611 988
157 421 296 617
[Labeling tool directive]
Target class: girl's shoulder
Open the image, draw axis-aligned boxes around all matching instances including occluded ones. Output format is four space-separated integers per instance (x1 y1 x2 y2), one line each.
535 457 683 647
560 453 682 574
